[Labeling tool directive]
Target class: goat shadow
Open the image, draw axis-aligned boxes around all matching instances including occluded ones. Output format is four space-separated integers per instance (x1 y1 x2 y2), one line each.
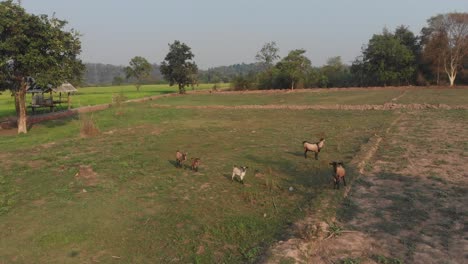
167 160 190 170
223 173 246 184
284 150 305 158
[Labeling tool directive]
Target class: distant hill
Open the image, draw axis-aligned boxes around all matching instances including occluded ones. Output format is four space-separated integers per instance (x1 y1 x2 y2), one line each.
198 63 262 83
83 62 261 86
83 63 163 86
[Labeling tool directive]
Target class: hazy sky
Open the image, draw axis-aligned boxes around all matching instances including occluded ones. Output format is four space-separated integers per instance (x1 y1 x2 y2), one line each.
20 0 467 69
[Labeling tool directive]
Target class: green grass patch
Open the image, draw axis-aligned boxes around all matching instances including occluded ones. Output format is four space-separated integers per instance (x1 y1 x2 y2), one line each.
152 89 402 106
0 83 228 119
0 94 394 262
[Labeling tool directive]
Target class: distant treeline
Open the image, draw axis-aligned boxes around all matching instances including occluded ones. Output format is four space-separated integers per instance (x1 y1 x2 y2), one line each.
84 12 467 88
83 62 263 86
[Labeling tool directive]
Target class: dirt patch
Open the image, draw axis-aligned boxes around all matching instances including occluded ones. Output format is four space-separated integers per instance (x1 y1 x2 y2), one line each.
74 165 99 186
262 115 402 263
152 103 468 111
309 112 468 263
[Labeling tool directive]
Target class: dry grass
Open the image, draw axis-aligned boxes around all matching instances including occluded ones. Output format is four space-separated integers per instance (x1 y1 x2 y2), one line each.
79 114 100 137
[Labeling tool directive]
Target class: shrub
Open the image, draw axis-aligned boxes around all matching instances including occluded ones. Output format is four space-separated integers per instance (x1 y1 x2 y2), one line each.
80 114 100 137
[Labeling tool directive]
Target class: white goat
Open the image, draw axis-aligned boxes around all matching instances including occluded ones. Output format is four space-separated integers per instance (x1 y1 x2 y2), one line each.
231 166 248 184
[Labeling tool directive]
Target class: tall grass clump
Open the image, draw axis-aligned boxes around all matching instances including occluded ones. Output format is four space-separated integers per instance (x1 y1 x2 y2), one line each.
80 114 100 137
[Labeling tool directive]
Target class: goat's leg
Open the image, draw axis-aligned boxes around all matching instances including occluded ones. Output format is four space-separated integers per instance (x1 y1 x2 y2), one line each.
315 152 318 160
304 149 308 159
343 177 346 186
231 173 235 181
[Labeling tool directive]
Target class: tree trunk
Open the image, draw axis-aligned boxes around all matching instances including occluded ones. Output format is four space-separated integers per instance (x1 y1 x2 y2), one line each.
179 84 185 94
16 83 28 134
291 80 294 90
14 91 20 117
448 74 456 87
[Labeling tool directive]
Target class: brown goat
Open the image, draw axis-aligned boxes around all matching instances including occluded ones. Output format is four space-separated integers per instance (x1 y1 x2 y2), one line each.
329 161 346 189
191 158 201 172
175 150 187 168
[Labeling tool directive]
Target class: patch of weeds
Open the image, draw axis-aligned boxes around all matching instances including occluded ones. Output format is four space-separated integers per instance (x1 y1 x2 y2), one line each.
378 173 412 183
372 254 403 264
0 190 17 215
328 222 343 237
399 237 416 259
372 220 401 235
239 246 262 263
354 177 373 188
279 257 296 264
52 187 74 201
427 173 447 184
79 114 100 137
337 197 360 222
341 258 362 264
433 159 449 166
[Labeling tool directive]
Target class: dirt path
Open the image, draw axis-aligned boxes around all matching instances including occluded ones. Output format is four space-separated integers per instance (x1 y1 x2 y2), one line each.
152 103 468 111
264 110 468 263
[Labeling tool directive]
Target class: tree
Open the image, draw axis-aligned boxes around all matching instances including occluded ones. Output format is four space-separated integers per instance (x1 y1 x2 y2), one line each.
352 29 415 86
112 76 124 86
255 41 280 71
421 13 468 86
276 49 311 89
0 1 84 133
160 40 198 94
320 56 352 87
124 56 152 91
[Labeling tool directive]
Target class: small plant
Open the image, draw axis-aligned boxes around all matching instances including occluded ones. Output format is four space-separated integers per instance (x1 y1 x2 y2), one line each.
80 114 100 137
372 254 403 264
112 92 128 107
341 258 362 264
328 222 343 237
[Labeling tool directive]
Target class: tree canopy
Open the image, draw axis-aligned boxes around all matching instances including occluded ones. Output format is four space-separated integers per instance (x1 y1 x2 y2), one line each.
124 56 152 91
276 49 312 89
421 13 468 86
160 40 198 94
352 29 416 86
255 41 280 71
0 0 84 133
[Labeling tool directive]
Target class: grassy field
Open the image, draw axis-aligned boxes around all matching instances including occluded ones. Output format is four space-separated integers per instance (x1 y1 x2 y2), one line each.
152 89 403 106
0 96 394 263
0 83 229 119
396 88 468 105
1 87 466 263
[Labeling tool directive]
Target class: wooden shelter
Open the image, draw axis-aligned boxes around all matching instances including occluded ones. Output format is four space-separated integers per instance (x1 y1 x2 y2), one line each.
27 82 77 113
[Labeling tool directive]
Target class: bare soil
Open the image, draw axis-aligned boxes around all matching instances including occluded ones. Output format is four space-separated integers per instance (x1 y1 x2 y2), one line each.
264 111 468 263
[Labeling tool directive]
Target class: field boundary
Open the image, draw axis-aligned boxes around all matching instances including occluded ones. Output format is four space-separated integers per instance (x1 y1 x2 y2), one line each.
2 85 468 130
152 103 468 111
0 92 184 129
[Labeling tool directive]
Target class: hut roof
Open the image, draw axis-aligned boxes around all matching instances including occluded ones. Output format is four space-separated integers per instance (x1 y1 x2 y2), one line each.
52 83 77 93
26 83 77 93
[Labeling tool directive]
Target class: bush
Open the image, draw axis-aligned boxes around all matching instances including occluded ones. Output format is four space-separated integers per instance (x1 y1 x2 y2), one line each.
80 114 100 137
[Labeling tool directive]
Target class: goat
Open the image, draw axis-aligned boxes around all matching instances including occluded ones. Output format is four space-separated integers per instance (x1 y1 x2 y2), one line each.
303 138 325 160
232 166 248 184
175 150 187 168
329 161 346 189
191 158 201 172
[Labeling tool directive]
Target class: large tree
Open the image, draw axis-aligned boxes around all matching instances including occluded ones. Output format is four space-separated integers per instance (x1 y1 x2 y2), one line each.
0 1 84 133
276 49 311 89
160 40 198 94
421 13 468 86
255 41 280 71
124 56 152 91
352 29 415 86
